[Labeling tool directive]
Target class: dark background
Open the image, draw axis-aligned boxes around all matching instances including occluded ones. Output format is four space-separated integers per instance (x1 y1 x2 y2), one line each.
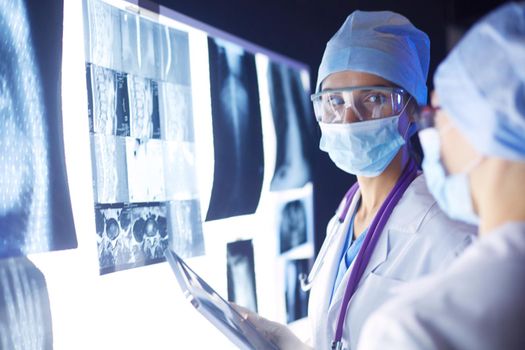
152 0 509 252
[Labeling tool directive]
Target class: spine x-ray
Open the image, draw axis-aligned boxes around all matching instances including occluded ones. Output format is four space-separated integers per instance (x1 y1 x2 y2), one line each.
205 38 265 221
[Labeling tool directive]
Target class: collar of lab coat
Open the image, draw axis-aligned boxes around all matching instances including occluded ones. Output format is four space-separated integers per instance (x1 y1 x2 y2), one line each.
329 174 435 307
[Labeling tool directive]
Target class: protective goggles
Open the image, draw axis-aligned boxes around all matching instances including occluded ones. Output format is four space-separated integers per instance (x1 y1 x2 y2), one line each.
310 86 408 123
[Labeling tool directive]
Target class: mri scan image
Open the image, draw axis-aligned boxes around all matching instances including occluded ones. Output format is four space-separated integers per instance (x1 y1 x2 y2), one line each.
120 9 140 76
226 239 258 313
128 75 161 139
279 200 308 254
158 82 194 142
159 26 191 85
125 138 166 203
83 0 123 70
205 37 264 221
0 0 76 258
139 17 161 80
95 202 168 274
163 141 198 200
284 258 309 323
267 62 315 191
168 199 204 258
86 63 130 136
91 134 129 204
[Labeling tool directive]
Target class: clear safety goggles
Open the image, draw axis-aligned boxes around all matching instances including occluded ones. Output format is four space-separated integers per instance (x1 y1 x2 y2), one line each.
310 86 408 123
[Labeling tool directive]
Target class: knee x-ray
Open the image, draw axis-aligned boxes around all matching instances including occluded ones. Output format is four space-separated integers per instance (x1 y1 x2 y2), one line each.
0 0 77 259
206 38 265 221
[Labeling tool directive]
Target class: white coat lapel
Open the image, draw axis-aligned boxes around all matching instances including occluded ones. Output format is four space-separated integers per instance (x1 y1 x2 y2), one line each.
311 190 361 343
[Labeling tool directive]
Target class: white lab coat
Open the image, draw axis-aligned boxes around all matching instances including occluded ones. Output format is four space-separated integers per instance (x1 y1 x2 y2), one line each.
307 174 476 350
357 221 525 350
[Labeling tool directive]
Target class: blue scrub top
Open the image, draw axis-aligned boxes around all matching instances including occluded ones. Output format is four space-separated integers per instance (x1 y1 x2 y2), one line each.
331 207 367 302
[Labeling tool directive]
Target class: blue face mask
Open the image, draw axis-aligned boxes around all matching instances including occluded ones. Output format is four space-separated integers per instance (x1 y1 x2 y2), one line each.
319 115 406 177
418 127 480 225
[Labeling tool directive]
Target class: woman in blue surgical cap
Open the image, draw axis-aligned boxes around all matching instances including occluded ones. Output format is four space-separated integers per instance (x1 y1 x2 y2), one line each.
236 10 477 350
357 3 525 349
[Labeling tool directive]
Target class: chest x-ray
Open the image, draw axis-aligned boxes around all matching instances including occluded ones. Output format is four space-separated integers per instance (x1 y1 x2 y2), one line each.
206 38 265 221
267 63 315 191
0 0 77 258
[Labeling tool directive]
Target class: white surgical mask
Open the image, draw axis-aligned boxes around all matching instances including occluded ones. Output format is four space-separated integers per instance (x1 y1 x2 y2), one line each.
419 127 480 225
319 115 406 177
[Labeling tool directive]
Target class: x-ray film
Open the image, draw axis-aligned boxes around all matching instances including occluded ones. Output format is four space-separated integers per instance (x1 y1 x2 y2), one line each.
87 63 130 136
139 17 161 80
158 82 194 142
90 134 129 204
284 258 310 323
267 62 315 191
168 199 204 258
125 138 166 203
120 9 140 76
0 256 53 348
0 0 77 258
163 141 198 200
205 37 264 221
279 200 308 254
95 202 168 274
226 240 258 313
83 0 123 70
159 26 191 85
128 75 161 139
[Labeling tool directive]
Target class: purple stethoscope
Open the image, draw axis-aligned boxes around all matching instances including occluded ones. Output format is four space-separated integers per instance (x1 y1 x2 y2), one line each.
299 160 418 350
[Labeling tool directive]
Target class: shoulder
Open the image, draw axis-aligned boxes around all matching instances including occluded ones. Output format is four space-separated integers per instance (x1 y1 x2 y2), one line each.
390 174 477 242
358 230 525 350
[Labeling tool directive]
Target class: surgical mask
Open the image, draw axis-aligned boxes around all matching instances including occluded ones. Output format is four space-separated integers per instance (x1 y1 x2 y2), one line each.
419 127 480 225
319 115 406 177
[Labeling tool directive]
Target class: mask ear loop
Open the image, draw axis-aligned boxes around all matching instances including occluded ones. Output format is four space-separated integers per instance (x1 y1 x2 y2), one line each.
399 96 414 140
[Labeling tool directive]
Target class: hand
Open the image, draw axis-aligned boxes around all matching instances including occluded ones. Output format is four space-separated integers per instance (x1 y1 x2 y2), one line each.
232 304 313 350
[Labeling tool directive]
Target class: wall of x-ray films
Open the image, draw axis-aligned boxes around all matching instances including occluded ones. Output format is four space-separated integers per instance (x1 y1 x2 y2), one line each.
0 0 316 348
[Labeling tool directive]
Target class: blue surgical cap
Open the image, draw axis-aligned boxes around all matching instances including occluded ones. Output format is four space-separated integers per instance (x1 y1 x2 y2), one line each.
435 2 525 161
316 10 430 105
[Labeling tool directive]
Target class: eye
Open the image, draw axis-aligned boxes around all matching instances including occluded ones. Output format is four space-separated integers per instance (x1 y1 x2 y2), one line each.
326 94 345 107
364 93 387 105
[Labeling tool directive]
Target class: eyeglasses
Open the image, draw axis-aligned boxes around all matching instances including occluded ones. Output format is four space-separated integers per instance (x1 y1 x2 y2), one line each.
310 86 408 124
414 105 441 130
